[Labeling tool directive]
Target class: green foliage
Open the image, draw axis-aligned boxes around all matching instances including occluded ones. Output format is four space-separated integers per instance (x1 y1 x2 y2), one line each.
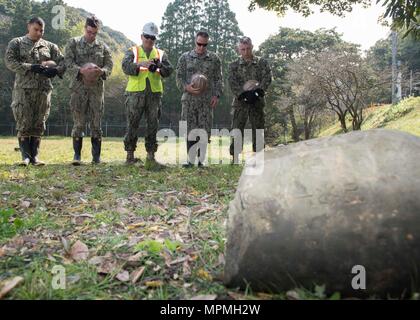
0 208 23 239
257 27 348 142
134 239 181 256
366 31 420 104
248 0 419 38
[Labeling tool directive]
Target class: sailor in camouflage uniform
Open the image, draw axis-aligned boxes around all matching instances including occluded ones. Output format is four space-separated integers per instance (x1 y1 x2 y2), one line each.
64 16 113 165
176 31 223 168
5 17 65 166
122 22 173 170
228 36 272 164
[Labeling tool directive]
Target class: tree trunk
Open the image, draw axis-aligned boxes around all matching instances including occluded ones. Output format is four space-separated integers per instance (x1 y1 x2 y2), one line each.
352 109 363 131
288 106 300 142
338 115 348 133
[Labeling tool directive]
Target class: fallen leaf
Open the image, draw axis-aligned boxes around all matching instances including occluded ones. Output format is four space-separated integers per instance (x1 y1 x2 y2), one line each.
61 237 71 254
197 269 213 281
216 253 225 267
152 204 167 214
116 271 130 282
127 222 146 231
153 265 161 272
88 256 105 266
191 294 217 301
0 277 24 299
169 256 190 266
0 247 6 258
165 196 181 207
286 290 301 300
20 200 31 209
182 260 191 277
2 191 11 196
193 207 213 215
145 280 163 288
130 267 145 284
46 254 56 262
70 240 89 262
97 260 119 275
256 292 274 300
126 252 145 264
177 207 190 217
116 206 129 215
227 291 247 301
67 275 81 284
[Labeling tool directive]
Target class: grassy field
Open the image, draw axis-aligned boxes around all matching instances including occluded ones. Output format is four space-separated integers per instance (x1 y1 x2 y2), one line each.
0 137 247 300
3 97 419 300
2 137 334 300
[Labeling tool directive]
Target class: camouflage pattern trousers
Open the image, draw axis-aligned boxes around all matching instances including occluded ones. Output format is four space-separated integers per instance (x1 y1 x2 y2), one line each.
70 88 104 139
124 91 162 153
11 88 52 138
230 102 265 156
181 97 213 143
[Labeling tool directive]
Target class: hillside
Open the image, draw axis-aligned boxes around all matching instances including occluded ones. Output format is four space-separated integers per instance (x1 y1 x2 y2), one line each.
319 97 420 138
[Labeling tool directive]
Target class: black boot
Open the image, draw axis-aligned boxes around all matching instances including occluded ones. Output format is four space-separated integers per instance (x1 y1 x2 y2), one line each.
197 143 207 168
91 137 102 164
183 140 196 168
72 137 83 166
18 137 31 167
30 137 45 166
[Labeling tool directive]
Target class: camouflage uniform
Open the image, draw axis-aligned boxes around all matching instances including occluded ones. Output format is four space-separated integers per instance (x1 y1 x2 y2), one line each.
4 35 65 165
5 35 65 138
176 50 223 163
122 47 173 154
228 56 272 156
64 36 113 139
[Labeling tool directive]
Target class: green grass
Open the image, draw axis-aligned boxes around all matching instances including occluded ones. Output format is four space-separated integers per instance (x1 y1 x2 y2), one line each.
3 136 414 300
319 97 420 137
0 137 277 300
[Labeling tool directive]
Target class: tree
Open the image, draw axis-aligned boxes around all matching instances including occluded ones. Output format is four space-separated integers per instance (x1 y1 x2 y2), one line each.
257 27 344 142
366 30 420 102
287 60 329 139
298 46 376 132
248 0 420 38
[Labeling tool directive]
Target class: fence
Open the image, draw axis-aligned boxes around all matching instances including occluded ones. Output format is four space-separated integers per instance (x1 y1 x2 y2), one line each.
0 122 233 137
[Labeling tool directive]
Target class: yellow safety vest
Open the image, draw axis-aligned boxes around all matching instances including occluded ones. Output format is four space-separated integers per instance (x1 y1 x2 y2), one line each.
126 46 164 93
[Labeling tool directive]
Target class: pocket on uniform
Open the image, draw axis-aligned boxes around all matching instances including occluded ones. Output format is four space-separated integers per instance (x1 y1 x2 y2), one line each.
95 52 104 65
39 48 51 61
69 93 80 111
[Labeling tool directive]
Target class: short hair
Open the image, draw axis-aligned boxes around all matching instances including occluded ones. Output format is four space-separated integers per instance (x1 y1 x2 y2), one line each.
28 17 45 28
85 16 100 29
196 31 209 39
239 36 253 46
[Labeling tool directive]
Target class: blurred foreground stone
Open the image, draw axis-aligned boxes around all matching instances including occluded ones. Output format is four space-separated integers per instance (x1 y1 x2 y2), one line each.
224 129 420 298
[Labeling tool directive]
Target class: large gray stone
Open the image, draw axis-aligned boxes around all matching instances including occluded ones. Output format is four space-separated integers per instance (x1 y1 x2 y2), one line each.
224 129 420 298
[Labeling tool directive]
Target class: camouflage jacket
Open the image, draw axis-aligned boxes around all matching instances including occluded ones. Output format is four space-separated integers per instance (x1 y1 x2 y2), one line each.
64 36 113 90
176 50 223 101
228 55 272 106
122 46 173 79
4 35 65 90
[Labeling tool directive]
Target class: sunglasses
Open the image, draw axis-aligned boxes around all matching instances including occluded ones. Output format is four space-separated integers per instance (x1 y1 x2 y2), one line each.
143 34 156 41
196 42 208 47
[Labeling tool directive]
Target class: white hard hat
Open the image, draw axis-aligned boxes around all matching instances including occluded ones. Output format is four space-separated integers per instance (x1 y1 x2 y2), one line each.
143 22 159 37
